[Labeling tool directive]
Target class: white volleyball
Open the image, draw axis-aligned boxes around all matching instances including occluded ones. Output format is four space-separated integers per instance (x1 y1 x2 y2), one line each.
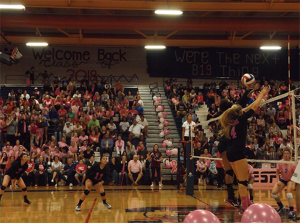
241 73 255 87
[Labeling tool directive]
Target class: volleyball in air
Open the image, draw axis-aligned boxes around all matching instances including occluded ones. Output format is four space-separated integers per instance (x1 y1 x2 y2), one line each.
241 73 255 87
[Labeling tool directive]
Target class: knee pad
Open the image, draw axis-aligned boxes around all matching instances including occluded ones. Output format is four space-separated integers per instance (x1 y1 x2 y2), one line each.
225 169 234 177
100 192 105 197
271 194 278 199
22 187 27 192
238 180 248 187
286 193 293 199
247 184 253 190
84 190 90 195
1 186 6 191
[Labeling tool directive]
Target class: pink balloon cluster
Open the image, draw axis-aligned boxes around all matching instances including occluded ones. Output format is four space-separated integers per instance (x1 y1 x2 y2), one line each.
157 97 162 102
165 149 178 156
157 105 164 112
164 129 170 136
163 120 169 127
170 160 177 173
183 203 281 223
162 112 168 118
154 101 160 106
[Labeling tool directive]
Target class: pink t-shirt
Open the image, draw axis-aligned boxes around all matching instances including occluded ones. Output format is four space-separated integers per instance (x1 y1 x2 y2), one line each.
31 147 41 154
49 146 56 152
248 164 254 179
58 141 68 148
277 161 297 181
76 164 87 173
41 151 51 157
13 145 20 153
61 151 72 157
79 136 89 142
128 160 142 173
71 137 79 143
215 152 223 168
5 150 14 157
52 151 63 159
80 146 87 152
196 161 207 171
69 146 78 153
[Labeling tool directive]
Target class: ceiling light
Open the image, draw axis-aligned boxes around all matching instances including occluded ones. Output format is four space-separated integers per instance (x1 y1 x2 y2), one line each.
260 46 281 50
26 42 48 47
0 4 25 9
155 10 183 15
145 45 166 50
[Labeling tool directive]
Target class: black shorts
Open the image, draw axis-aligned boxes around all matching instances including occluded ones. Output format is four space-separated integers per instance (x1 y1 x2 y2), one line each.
226 147 246 162
218 140 227 154
88 178 101 186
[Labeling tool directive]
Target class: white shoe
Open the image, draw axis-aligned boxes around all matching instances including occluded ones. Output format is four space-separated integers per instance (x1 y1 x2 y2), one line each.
104 202 111 209
159 184 163 188
55 184 57 187
150 184 154 188
69 183 73 187
75 205 81 211
51 179 54 183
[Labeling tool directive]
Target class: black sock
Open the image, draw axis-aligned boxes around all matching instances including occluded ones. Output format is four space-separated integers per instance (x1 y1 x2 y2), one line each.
102 199 106 204
250 195 253 200
289 206 294 211
77 199 83 207
226 184 235 200
0 195 2 200
277 202 283 207
24 195 28 201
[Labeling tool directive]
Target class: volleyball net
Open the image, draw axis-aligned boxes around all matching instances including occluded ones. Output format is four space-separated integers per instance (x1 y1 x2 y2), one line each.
189 89 299 165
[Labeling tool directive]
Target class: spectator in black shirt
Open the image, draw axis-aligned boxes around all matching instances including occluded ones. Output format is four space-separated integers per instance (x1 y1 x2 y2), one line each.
176 101 187 118
207 104 218 120
83 145 95 162
254 125 266 146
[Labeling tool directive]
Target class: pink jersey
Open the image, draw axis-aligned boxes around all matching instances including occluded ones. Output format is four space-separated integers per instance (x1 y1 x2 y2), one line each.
5 150 14 157
13 145 20 153
52 151 63 159
248 164 254 179
69 146 78 153
41 151 51 157
277 160 297 181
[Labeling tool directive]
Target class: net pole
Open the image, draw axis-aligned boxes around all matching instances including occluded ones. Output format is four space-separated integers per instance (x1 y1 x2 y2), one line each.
288 35 291 95
292 91 298 161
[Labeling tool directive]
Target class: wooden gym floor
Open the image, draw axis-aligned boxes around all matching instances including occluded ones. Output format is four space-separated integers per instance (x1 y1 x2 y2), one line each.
0 185 297 223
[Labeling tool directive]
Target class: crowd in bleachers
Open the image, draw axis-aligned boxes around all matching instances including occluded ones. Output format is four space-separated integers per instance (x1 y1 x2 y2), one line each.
165 77 300 188
0 77 165 187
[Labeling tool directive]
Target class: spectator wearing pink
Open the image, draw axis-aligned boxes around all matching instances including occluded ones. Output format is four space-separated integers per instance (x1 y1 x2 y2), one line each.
92 92 100 101
3 144 14 157
58 105 67 120
30 143 41 161
72 102 80 114
15 145 27 159
112 100 120 112
129 105 138 116
41 147 51 161
120 105 129 117
196 157 208 186
79 132 88 146
52 147 63 160
172 95 179 106
197 92 204 104
58 137 68 148
78 140 88 160
28 122 40 148
54 95 63 107
13 139 21 153
95 106 104 119
115 135 125 156
75 159 87 186
64 96 72 108
41 103 49 115
106 107 114 120
49 141 57 153
128 155 143 186
121 97 129 107
257 115 265 128
43 95 53 107
202 149 212 166
71 132 79 144
69 141 78 161
71 97 82 106
61 147 72 158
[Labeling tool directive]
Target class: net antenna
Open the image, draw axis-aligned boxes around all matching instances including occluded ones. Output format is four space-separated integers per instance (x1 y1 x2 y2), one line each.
192 89 299 164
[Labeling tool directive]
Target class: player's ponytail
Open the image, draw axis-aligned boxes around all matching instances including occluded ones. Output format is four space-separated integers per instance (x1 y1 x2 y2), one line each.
220 104 242 138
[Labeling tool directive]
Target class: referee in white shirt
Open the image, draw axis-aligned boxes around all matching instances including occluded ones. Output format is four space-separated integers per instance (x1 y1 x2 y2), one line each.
182 114 196 142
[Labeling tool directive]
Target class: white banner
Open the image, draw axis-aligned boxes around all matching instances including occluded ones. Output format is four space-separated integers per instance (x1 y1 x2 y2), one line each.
291 161 300 184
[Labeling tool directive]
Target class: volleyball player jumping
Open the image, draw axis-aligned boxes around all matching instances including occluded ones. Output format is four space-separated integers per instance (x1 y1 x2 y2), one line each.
271 149 296 219
220 86 269 214
218 84 256 207
75 156 111 211
0 153 31 205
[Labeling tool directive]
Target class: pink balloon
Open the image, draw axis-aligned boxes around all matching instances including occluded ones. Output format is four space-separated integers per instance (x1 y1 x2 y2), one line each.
160 118 165 123
157 97 162 102
166 150 172 156
154 101 159 106
162 112 168 117
241 203 282 223
164 129 170 135
163 120 169 127
171 148 178 155
157 106 162 111
162 142 167 148
183 210 221 223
